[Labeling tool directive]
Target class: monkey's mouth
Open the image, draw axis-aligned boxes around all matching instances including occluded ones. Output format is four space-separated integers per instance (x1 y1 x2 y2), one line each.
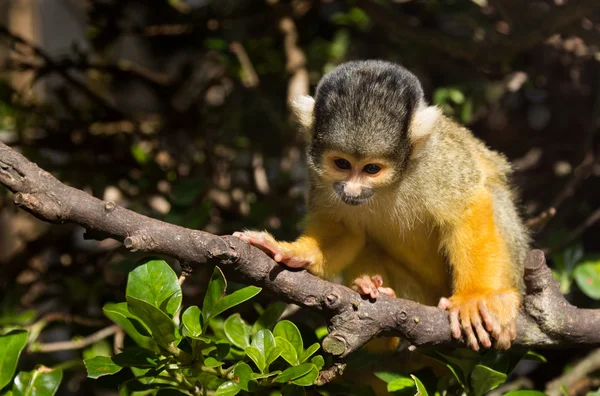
333 181 374 206
340 195 370 206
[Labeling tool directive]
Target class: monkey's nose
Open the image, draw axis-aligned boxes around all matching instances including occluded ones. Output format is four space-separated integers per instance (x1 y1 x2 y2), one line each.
343 181 362 196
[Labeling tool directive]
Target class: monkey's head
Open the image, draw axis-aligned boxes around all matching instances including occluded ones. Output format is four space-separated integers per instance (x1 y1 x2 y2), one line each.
292 60 441 206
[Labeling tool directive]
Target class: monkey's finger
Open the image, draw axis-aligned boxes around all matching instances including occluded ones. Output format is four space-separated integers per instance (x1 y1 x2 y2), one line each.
274 253 283 262
509 321 517 340
477 300 495 333
284 256 311 268
494 329 512 350
460 314 479 351
449 308 461 339
371 275 383 289
437 297 452 310
470 312 491 349
377 287 396 297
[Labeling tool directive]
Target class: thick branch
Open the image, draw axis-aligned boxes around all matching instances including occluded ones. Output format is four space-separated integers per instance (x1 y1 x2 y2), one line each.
1 142 599 362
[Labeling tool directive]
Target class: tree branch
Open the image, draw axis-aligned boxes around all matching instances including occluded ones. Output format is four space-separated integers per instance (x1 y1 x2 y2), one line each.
1 142 599 367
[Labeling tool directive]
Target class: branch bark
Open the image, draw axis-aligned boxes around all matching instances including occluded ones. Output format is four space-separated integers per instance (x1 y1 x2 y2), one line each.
1 142 600 363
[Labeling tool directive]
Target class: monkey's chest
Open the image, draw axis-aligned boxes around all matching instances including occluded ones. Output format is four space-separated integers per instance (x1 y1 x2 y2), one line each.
346 217 451 304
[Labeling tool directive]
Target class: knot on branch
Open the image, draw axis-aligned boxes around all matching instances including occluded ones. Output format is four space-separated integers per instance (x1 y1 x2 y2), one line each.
13 192 65 223
124 231 158 252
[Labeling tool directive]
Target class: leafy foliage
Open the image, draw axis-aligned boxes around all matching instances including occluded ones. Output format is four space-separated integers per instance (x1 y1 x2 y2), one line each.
83 258 324 394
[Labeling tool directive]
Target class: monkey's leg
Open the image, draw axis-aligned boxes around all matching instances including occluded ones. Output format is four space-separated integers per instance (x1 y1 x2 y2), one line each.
233 213 365 276
439 190 520 351
351 274 396 299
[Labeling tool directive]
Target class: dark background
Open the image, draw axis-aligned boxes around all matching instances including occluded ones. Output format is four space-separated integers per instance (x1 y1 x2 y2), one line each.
1 0 599 394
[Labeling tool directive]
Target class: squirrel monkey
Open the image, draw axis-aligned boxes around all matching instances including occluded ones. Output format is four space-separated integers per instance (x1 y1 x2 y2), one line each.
234 60 529 351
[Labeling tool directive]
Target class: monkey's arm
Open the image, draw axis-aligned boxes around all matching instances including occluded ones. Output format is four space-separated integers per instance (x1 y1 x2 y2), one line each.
439 190 520 351
234 213 365 277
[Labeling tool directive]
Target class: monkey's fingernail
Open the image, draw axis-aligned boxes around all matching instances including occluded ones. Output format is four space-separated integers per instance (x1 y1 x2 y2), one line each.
274 253 283 262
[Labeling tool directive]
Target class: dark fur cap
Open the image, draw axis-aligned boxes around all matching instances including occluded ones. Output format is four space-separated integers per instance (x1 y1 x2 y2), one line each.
309 60 426 169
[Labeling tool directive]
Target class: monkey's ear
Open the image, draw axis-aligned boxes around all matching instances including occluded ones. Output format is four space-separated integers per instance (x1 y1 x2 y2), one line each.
409 105 441 153
291 95 315 131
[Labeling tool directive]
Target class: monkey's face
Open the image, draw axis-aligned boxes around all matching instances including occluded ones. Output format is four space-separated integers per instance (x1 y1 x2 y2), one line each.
320 150 395 206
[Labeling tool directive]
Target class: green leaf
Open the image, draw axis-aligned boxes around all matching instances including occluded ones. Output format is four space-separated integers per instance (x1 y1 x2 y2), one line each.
291 365 318 386
252 330 279 367
0 310 35 326
387 377 415 393
198 372 225 389
210 286 261 322
12 367 62 396
232 362 255 392
245 346 265 373
102 303 157 351
299 343 320 363
276 337 299 366
574 260 600 300
202 267 227 326
273 321 303 358
181 306 203 339
0 330 28 391
411 375 429 396
504 392 547 396
215 381 240 396
523 351 547 363
470 364 507 396
273 363 314 383
82 339 112 360
84 356 122 379
126 259 182 316
252 303 287 333
311 355 325 371
224 314 251 349
204 357 224 368
127 298 178 347
375 372 408 384
112 347 158 368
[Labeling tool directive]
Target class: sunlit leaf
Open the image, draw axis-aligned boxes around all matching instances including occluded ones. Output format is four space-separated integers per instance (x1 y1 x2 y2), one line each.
126 259 182 317
215 380 240 396
102 302 156 351
0 331 28 391
274 321 303 358
224 314 251 349
470 364 507 396
84 356 122 379
12 367 62 396
299 343 319 363
273 363 314 383
181 306 203 339
574 260 600 300
276 336 298 366
127 298 179 347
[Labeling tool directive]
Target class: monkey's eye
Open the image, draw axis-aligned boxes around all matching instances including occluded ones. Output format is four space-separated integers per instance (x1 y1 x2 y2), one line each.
334 158 352 170
363 164 382 175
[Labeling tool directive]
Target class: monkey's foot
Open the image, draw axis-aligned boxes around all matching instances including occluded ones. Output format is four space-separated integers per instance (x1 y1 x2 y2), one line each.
232 231 311 268
438 290 519 351
352 275 396 299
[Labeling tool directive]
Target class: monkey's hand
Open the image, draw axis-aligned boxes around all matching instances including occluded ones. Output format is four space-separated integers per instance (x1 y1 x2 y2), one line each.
352 275 396 299
437 289 519 351
233 231 312 268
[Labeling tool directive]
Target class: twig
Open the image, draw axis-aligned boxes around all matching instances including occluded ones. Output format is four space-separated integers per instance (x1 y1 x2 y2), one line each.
40 312 108 327
543 207 600 255
31 325 120 353
230 42 259 89
278 17 309 105
545 348 600 396
0 26 125 120
1 142 600 383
